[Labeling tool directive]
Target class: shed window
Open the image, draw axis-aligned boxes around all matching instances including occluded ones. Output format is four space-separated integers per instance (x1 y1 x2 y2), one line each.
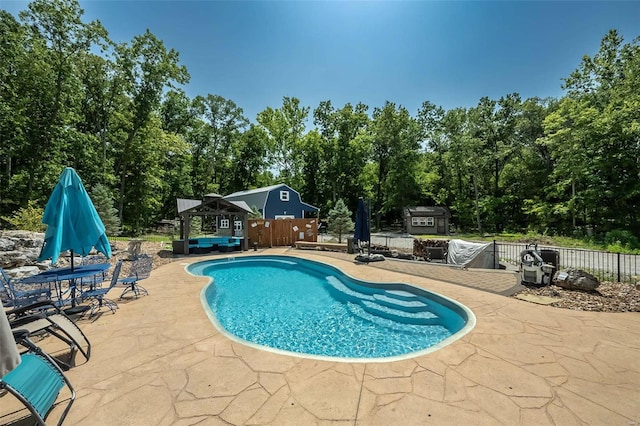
412 217 434 227
280 190 289 201
220 218 230 229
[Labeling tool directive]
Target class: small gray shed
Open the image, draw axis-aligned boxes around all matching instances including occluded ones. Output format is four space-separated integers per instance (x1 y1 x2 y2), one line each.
403 206 451 235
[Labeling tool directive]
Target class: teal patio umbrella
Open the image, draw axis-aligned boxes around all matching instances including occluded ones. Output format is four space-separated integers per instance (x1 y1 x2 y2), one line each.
38 167 111 269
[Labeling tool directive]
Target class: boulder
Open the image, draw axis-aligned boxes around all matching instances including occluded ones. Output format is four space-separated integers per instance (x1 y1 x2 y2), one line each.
0 230 45 269
0 230 52 272
553 268 600 291
4 266 42 279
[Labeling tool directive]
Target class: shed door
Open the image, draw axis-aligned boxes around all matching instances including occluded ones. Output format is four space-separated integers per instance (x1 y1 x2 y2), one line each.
437 217 446 234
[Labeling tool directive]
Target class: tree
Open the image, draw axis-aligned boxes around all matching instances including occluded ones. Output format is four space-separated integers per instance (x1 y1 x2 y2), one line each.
543 30 640 235
312 101 371 211
90 183 121 236
191 94 248 194
112 29 189 229
248 205 262 219
0 0 109 212
370 102 422 228
327 199 353 243
257 97 309 188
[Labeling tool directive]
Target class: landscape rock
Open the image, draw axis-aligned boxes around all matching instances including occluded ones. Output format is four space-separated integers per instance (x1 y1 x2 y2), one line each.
553 268 600 291
0 230 46 268
4 266 42 279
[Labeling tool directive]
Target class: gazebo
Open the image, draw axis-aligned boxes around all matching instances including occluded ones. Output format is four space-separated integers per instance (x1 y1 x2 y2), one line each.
176 193 252 255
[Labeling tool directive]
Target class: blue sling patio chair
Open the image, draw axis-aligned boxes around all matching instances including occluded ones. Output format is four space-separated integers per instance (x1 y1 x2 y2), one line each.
1 329 75 426
6 300 91 370
79 260 122 317
118 254 152 299
1 268 51 309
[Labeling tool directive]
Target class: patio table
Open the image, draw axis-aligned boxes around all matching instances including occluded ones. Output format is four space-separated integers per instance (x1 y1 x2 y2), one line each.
22 263 111 308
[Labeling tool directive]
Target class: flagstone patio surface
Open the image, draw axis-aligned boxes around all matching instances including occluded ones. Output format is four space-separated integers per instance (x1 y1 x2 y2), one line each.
4 248 640 425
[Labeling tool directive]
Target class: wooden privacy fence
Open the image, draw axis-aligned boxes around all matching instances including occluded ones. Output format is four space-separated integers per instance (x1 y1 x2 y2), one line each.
247 218 318 248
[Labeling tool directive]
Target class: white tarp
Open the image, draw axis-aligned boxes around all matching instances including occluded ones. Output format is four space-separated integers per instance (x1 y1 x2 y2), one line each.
447 239 500 269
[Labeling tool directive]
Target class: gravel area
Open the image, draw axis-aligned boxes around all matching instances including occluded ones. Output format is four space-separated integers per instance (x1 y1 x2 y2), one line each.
110 241 176 277
514 282 640 312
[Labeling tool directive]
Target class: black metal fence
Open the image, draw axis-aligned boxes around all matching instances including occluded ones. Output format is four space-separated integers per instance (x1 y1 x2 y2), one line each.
310 234 640 283
495 242 640 283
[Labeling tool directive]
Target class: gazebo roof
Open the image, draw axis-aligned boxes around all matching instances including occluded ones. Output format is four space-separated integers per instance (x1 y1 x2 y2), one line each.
177 196 252 216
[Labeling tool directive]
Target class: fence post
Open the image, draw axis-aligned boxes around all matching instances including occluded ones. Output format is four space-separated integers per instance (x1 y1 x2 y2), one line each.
617 252 621 283
493 240 497 269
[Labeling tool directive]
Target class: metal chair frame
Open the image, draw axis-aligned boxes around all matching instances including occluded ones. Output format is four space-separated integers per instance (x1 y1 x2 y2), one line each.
118 254 152 299
1 330 75 426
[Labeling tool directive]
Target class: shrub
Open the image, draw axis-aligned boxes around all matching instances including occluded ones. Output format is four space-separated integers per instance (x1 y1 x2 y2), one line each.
327 199 353 243
604 229 640 250
90 184 121 236
1 201 46 232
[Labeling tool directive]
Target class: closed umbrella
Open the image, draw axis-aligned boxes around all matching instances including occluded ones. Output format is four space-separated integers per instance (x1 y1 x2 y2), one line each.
354 198 370 255
0 299 21 376
38 167 111 270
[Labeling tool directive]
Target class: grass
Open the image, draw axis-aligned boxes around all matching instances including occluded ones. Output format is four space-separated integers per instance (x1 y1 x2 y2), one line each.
111 234 174 243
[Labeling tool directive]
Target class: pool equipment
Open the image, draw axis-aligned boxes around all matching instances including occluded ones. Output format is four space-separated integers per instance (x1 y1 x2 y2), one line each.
519 244 559 286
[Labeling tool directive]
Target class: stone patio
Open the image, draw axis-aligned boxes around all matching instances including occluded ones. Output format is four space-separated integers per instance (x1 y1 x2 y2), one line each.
3 248 639 425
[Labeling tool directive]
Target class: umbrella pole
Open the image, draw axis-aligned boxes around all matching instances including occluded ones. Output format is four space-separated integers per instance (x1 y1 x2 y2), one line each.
70 249 74 271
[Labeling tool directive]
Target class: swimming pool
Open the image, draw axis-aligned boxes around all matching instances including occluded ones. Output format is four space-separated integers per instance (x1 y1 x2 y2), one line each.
189 255 475 362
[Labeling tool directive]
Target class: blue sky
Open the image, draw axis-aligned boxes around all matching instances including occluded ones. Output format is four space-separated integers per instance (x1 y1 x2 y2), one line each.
4 1 640 123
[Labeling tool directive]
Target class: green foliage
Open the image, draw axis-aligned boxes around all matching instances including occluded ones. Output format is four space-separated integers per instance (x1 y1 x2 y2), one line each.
604 229 640 250
248 205 263 219
90 183 121 236
0 5 638 245
190 216 203 235
327 199 353 243
1 200 45 231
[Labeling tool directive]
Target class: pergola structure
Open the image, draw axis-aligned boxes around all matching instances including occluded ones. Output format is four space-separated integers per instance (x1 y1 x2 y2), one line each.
176 193 252 255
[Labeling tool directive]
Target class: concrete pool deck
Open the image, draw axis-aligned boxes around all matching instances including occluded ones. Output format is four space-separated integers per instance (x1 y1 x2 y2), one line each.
3 248 640 425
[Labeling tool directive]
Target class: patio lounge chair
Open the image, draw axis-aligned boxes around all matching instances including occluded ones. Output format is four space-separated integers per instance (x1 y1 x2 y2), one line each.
79 260 122 317
1 330 75 426
118 254 152 299
1 268 51 308
6 300 91 370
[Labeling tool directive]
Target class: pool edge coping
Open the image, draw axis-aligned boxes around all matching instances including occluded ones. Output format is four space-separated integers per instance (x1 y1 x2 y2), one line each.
187 254 477 363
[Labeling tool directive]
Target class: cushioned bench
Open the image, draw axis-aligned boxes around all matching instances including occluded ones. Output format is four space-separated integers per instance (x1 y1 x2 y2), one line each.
218 239 241 252
173 238 242 254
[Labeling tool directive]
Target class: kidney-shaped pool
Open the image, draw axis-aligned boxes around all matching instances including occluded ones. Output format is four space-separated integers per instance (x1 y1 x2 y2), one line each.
188 255 475 362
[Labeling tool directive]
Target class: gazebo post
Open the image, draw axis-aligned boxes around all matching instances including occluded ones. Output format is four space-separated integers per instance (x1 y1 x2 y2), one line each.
242 213 249 251
183 214 191 255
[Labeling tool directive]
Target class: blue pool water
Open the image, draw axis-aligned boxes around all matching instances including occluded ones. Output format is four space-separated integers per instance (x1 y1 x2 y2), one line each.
189 256 474 361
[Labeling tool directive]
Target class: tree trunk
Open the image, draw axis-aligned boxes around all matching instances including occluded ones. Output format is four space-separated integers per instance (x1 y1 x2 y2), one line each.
473 174 482 233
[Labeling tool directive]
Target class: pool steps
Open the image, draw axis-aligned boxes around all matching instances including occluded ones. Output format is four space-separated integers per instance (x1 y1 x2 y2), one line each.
326 276 444 326
372 294 431 312
346 303 435 333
